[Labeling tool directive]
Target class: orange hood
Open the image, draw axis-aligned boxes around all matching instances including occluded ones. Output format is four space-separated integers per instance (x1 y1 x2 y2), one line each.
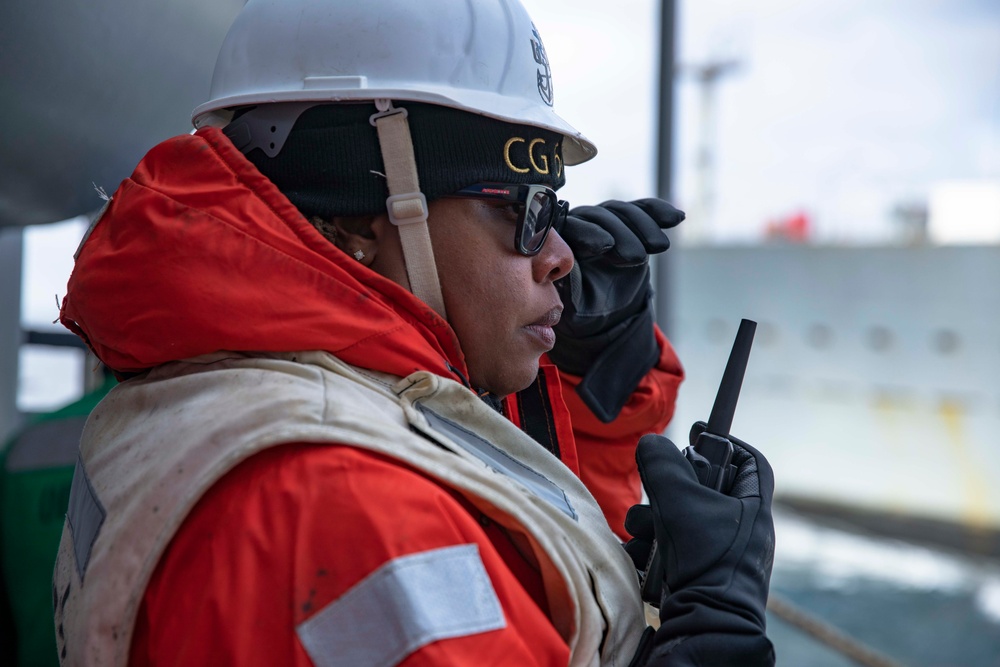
60 128 467 383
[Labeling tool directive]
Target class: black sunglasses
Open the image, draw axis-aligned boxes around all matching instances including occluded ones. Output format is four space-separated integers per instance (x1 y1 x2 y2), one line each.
445 183 569 256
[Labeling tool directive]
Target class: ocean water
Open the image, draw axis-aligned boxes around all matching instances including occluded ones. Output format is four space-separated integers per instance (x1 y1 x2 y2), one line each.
768 508 1000 666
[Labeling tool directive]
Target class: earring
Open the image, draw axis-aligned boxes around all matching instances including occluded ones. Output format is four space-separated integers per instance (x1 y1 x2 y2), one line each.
353 249 365 261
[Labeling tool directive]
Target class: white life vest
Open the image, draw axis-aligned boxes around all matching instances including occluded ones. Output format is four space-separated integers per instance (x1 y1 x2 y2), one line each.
53 351 646 666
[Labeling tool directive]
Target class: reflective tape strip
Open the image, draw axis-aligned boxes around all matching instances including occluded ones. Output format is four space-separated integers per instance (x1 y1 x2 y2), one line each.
4 416 87 472
296 544 505 667
66 453 106 581
417 404 577 520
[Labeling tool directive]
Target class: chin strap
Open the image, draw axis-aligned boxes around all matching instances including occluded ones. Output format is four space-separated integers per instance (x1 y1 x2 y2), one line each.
370 99 448 319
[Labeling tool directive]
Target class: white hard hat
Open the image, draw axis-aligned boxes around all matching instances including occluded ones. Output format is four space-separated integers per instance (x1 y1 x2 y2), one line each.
192 0 596 165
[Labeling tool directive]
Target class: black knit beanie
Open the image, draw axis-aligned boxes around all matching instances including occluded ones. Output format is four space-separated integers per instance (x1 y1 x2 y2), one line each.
237 102 567 220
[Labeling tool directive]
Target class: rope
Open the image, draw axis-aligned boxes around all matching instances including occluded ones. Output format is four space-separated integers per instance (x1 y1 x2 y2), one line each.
767 593 908 667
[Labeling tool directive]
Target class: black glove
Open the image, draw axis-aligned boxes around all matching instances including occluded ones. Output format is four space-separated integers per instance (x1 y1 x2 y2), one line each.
549 199 684 423
624 425 776 666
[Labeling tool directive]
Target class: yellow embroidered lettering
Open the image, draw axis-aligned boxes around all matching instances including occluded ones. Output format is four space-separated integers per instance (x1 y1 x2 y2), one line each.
528 138 549 175
504 137 530 174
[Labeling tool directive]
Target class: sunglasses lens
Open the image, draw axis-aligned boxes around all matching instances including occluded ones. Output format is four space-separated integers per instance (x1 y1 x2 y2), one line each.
521 190 554 254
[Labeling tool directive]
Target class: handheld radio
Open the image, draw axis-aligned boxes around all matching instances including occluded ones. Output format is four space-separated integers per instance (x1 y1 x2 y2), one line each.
639 318 757 604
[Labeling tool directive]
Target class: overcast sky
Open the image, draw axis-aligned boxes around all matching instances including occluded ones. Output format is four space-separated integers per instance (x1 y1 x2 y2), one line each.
18 0 1000 407
524 0 1000 242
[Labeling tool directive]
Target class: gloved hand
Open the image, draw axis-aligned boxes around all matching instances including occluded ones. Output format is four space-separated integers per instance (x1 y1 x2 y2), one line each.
549 199 684 423
624 425 776 666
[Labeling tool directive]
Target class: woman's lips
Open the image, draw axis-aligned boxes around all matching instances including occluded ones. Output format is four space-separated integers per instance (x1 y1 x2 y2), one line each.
524 307 562 349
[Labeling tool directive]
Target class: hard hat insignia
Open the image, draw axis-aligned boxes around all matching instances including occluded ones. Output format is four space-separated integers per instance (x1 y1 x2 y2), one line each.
530 24 554 107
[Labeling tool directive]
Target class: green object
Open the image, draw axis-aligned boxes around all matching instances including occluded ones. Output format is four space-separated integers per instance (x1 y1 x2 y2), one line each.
1 377 116 667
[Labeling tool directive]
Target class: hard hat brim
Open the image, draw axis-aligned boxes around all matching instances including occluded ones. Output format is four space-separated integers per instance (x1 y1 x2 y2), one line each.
192 87 597 166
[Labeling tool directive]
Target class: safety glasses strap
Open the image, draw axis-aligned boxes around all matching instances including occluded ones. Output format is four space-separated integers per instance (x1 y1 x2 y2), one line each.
370 100 448 319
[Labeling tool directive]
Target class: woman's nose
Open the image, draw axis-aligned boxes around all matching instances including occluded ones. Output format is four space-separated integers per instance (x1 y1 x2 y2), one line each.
534 229 574 283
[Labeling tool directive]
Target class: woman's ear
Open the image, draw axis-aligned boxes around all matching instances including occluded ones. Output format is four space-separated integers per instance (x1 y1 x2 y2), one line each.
314 213 409 289
318 216 378 266
366 214 410 290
